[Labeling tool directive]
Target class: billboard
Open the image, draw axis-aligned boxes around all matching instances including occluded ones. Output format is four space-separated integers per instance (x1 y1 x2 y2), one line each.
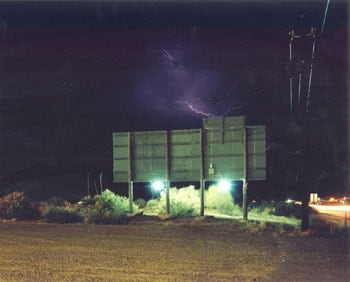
113 116 266 183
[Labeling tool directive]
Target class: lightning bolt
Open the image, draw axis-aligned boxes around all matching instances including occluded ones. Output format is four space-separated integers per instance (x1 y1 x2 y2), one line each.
174 101 243 118
187 103 216 117
174 101 215 117
159 48 175 61
157 47 243 118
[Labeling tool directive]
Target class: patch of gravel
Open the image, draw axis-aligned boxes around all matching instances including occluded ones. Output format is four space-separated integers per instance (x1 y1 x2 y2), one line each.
0 217 349 281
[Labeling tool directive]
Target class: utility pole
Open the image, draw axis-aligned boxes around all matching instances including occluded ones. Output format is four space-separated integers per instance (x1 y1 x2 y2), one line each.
99 171 104 193
288 29 300 113
288 27 318 231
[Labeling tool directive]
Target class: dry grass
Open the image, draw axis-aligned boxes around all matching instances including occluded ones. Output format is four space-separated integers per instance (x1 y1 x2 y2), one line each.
0 217 348 281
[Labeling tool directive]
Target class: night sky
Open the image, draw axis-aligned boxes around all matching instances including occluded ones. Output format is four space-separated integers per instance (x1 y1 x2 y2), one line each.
0 1 348 200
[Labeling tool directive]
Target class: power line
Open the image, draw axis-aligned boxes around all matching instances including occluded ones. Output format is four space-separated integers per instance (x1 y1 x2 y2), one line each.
320 0 331 37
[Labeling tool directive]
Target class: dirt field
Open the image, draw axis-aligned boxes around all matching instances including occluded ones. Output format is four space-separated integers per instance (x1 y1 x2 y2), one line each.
0 217 349 282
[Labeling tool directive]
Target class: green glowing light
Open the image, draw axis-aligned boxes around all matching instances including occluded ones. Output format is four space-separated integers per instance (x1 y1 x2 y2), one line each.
217 180 231 192
151 181 165 192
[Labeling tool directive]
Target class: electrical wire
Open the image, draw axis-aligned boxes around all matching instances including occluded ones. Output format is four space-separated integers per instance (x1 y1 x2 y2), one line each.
320 0 331 37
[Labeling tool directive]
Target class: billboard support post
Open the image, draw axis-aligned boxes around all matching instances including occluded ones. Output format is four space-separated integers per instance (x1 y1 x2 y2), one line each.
128 181 133 213
165 130 171 214
200 129 205 216
165 184 170 214
243 126 248 221
200 180 205 216
243 180 248 220
128 132 134 213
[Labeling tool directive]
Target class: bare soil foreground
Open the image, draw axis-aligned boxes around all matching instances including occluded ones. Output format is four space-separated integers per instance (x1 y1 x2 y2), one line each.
0 217 349 282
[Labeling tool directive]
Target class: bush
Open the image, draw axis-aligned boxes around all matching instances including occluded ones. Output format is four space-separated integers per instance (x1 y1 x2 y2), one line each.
205 185 241 216
249 201 275 217
97 189 132 213
144 199 161 214
134 198 146 209
78 189 134 224
170 201 197 217
145 186 200 217
47 197 66 207
166 187 200 217
144 185 242 217
0 191 39 220
79 196 97 207
44 206 84 224
85 210 128 225
274 201 302 218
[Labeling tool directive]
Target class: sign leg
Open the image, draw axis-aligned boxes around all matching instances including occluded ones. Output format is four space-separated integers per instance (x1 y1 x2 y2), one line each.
243 181 248 221
166 181 170 214
200 180 205 216
128 181 133 213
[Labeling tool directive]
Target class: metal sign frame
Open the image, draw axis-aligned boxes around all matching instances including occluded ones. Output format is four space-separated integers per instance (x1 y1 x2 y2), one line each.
112 116 266 217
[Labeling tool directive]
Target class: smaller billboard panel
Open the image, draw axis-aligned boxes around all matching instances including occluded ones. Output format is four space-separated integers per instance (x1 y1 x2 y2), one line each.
113 132 129 182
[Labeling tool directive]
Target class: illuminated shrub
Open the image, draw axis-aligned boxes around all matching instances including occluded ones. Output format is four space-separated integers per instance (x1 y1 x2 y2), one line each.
0 191 39 220
44 206 84 224
134 198 146 209
144 199 161 214
78 189 134 224
144 187 199 216
97 189 131 213
205 185 241 216
169 200 197 217
145 186 241 217
166 187 200 217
